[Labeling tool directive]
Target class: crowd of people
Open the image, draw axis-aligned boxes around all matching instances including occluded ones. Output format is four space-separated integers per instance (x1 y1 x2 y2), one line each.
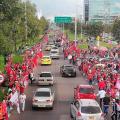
0 31 120 120
0 41 43 119
62 39 120 119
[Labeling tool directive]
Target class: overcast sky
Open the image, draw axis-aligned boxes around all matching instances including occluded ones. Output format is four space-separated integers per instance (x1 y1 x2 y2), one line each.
29 0 84 19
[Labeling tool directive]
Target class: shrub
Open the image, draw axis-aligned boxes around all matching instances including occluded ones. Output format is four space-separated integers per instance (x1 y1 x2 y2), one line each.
12 54 23 64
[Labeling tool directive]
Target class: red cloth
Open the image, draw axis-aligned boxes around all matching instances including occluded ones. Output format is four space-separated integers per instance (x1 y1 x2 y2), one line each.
20 86 25 94
43 35 48 43
87 73 93 80
98 81 106 89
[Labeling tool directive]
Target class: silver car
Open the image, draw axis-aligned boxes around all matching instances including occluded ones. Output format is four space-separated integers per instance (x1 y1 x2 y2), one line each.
37 72 54 85
50 50 60 59
70 99 104 120
32 88 55 109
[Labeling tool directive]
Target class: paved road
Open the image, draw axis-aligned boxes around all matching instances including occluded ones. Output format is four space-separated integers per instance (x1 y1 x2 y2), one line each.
9 47 111 120
9 47 88 120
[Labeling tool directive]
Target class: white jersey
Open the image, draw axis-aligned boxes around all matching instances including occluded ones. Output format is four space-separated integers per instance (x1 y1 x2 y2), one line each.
19 94 26 103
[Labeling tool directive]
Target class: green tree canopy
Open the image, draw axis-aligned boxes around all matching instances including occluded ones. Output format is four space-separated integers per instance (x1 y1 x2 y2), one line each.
0 0 48 54
112 18 120 42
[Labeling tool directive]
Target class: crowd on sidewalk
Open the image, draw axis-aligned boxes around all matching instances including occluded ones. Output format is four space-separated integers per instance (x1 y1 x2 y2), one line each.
0 42 43 120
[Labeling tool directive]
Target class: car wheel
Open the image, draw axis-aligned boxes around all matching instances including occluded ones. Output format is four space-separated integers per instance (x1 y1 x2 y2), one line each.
74 73 76 77
62 73 64 77
32 106 35 110
49 105 53 110
70 110 73 118
73 117 76 120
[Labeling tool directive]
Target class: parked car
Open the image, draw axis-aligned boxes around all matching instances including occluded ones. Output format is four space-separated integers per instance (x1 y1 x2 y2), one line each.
74 85 96 99
38 72 54 85
40 56 52 65
70 99 104 120
60 65 76 77
50 50 60 59
32 87 55 109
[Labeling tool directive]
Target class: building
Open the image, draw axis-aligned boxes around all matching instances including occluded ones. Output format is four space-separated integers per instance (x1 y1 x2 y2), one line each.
84 0 89 22
84 0 120 23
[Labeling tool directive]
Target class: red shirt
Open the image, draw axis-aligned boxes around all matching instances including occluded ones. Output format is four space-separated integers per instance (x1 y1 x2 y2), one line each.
98 81 106 89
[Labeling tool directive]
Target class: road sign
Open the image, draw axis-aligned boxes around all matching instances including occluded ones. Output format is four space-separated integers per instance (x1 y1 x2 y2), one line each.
54 17 72 23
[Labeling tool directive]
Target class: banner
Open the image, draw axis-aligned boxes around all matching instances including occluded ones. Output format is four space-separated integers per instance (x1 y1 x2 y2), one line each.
0 74 4 84
9 91 19 104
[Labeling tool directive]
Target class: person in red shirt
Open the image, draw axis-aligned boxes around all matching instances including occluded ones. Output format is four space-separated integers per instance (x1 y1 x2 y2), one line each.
98 79 106 90
87 70 93 85
20 84 25 94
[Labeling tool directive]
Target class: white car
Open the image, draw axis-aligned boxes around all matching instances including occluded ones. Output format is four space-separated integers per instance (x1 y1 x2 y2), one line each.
32 87 55 109
51 46 59 52
37 72 54 85
70 99 104 120
50 50 60 59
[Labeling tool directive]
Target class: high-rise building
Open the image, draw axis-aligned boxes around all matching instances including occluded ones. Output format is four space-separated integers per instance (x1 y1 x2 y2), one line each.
84 0 89 22
84 0 120 23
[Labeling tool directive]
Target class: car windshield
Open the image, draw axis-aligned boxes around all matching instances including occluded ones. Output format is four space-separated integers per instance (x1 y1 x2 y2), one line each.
40 73 52 77
43 57 50 59
65 66 73 68
81 106 101 114
51 51 58 53
79 88 94 94
35 91 50 97
52 47 58 49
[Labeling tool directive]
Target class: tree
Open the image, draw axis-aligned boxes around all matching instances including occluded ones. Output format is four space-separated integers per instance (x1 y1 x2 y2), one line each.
112 18 120 42
0 0 48 54
85 22 104 37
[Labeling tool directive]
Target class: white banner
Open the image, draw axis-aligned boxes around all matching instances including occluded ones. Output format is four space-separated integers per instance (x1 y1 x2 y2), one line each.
0 74 4 84
10 91 19 104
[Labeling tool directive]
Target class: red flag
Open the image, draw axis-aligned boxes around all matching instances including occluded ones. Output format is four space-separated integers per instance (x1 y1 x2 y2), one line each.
43 35 48 43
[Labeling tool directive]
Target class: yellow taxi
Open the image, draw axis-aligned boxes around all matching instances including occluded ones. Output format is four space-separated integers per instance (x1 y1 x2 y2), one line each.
40 56 52 65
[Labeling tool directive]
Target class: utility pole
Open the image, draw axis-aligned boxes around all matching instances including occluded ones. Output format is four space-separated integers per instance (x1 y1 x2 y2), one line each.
75 16 77 46
75 5 78 47
63 23 64 33
80 15 83 40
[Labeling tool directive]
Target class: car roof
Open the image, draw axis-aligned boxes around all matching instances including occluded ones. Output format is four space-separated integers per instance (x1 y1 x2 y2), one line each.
78 84 93 88
40 72 52 74
51 49 58 51
36 87 51 92
78 99 99 107
43 55 50 58
63 65 73 67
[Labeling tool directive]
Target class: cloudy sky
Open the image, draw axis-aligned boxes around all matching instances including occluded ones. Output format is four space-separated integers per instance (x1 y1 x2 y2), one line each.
29 0 84 19
29 0 120 19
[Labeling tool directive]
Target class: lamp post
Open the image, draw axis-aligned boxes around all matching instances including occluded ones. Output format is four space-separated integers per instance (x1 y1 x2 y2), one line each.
74 6 78 47
80 15 83 40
